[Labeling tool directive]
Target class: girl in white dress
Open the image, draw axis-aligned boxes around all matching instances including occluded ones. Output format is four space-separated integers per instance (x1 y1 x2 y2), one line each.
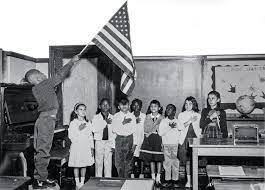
68 103 94 189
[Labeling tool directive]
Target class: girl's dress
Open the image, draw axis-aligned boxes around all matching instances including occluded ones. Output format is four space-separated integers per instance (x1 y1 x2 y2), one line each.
68 119 94 167
139 114 164 162
200 108 228 138
178 111 201 164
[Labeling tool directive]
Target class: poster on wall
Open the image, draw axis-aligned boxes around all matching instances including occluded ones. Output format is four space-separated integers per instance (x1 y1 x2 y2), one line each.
213 65 265 115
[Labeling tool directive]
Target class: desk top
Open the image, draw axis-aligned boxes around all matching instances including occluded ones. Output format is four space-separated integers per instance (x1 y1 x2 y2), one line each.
80 177 154 190
207 165 265 179
0 176 30 190
214 181 265 190
189 138 265 148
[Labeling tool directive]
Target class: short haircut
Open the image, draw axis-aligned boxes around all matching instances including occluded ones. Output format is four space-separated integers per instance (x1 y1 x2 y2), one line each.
131 98 142 107
207 90 221 108
24 69 41 82
119 97 129 105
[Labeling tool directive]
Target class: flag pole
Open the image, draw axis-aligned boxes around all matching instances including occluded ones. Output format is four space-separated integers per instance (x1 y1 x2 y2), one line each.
78 42 93 57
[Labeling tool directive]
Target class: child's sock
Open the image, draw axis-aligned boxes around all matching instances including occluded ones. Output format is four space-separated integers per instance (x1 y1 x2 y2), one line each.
151 173 156 180
185 175 191 187
80 177 85 186
156 173 161 183
75 177 80 186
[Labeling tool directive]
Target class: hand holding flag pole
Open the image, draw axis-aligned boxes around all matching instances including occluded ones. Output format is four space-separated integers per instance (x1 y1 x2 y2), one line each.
78 42 93 57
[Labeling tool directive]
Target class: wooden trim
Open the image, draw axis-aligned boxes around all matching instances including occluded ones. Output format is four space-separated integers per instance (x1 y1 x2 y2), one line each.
36 58 49 63
4 51 36 62
134 55 202 61
206 54 265 61
0 49 3 158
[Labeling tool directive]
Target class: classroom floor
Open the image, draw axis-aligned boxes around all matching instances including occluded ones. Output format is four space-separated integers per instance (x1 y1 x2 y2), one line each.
60 176 197 190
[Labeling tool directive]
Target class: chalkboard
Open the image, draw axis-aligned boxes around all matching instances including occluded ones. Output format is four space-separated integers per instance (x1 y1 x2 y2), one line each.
129 57 203 116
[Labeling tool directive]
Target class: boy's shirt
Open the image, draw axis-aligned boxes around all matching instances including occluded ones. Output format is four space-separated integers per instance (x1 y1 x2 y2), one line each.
33 61 75 112
112 111 137 145
159 117 181 145
91 113 115 148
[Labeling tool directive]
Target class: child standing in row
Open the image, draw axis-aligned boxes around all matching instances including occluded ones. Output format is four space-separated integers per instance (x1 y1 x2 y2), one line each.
200 91 228 138
91 98 114 178
112 98 137 178
139 100 164 185
130 99 146 178
68 103 95 189
178 96 201 187
159 104 181 188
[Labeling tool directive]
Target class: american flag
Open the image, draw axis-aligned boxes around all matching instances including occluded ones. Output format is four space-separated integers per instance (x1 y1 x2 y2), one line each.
92 1 136 95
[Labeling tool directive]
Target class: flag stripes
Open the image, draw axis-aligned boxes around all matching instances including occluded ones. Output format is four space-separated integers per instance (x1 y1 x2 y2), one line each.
92 1 136 95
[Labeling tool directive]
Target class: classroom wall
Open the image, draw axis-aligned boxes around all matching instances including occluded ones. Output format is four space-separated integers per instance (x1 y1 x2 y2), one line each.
36 62 48 77
130 57 202 116
3 56 35 83
62 58 98 125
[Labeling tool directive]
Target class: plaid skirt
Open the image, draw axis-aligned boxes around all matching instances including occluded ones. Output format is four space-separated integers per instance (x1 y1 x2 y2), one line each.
139 133 164 162
202 122 222 138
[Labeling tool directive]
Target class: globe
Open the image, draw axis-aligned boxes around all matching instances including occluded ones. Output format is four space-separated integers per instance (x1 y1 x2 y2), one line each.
236 95 255 117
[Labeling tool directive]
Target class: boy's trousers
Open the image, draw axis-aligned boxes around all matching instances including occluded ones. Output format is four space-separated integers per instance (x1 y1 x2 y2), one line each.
115 134 134 178
163 144 180 181
95 140 113 177
34 109 57 181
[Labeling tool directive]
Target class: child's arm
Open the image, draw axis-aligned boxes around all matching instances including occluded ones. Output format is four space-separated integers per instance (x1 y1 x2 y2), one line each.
53 55 80 86
68 121 80 143
219 110 228 138
91 115 104 133
200 108 212 131
192 114 202 137
158 120 171 136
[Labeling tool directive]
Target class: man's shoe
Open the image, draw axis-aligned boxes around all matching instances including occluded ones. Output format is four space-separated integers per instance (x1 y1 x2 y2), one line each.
43 179 56 187
32 179 49 189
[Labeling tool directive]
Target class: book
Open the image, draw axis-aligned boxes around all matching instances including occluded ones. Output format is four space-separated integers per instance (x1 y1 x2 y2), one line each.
218 166 246 176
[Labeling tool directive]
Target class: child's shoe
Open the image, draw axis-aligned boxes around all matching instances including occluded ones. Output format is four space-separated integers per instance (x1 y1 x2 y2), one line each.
161 180 171 188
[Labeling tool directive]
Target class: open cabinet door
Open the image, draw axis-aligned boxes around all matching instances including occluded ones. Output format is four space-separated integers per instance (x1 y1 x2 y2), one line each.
49 45 121 126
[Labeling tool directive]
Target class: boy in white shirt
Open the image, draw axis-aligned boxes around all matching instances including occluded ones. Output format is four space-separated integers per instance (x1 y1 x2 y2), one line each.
112 98 137 178
91 98 114 177
159 104 182 188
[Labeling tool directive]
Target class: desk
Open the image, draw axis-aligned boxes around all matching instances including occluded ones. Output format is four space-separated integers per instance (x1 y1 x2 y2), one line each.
80 177 154 190
213 181 265 190
0 176 31 190
189 138 265 190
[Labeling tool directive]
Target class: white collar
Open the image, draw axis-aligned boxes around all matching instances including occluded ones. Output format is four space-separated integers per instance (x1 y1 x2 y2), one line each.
150 113 160 119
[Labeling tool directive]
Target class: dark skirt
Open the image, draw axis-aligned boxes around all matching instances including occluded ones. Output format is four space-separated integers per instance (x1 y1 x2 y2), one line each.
178 124 196 165
139 133 164 162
